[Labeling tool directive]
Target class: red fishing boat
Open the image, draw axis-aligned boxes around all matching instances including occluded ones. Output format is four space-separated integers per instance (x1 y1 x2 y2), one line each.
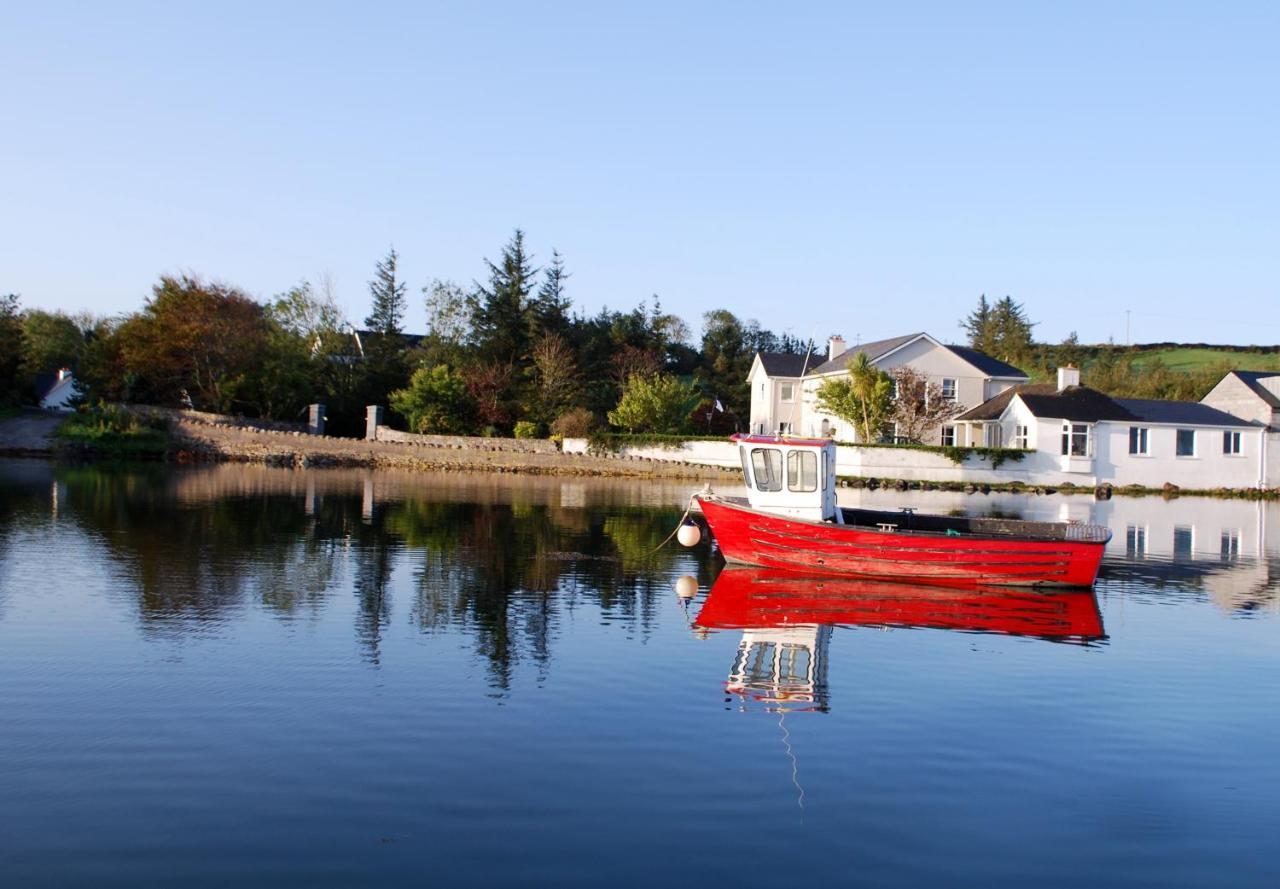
694 434 1110 587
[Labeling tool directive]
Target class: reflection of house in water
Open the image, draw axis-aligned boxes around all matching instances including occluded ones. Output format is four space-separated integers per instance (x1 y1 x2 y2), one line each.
696 569 1106 712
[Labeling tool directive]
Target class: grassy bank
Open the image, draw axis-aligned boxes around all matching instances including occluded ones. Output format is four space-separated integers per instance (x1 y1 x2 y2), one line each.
56 405 172 458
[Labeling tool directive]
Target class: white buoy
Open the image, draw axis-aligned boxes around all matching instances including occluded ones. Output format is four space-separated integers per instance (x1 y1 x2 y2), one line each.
677 521 701 547
674 575 698 599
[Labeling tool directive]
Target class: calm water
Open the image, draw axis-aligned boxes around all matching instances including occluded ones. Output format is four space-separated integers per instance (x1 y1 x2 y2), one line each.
1 460 1278 888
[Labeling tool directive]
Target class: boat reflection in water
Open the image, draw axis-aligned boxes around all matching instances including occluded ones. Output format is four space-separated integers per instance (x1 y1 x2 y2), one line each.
694 568 1106 712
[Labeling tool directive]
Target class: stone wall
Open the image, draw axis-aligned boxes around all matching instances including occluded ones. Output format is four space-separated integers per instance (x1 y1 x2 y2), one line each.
122 404 308 434
373 427 560 454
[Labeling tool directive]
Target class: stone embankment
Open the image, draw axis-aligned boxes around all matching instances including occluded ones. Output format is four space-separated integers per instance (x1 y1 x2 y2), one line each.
170 418 739 480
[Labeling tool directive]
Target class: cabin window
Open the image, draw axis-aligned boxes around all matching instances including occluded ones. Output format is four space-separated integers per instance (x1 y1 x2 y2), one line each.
750 448 783 492
940 378 957 402
940 425 956 446
1129 426 1149 455
1223 431 1241 455
779 383 794 402
1176 429 1196 457
1061 423 1089 457
821 449 830 488
787 450 818 492
1012 424 1029 448
739 446 753 487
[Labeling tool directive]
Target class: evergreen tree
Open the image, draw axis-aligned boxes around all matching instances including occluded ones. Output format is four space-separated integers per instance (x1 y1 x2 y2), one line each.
527 249 571 339
365 247 407 336
991 295 1035 364
961 294 996 355
470 229 538 366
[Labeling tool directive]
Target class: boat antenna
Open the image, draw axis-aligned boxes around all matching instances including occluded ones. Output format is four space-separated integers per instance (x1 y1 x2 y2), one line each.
785 327 818 437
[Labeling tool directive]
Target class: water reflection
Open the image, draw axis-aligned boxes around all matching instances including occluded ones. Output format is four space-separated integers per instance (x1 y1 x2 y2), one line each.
0 461 715 687
695 569 1106 712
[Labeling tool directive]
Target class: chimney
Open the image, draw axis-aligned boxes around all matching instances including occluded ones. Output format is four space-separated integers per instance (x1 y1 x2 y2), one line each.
1057 365 1080 391
827 335 846 362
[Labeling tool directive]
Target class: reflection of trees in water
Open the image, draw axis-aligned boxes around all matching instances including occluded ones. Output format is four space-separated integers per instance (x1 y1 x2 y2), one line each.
15 464 719 688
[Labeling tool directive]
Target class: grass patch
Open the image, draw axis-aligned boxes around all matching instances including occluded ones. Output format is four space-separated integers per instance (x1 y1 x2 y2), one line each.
56 404 172 458
1130 348 1280 373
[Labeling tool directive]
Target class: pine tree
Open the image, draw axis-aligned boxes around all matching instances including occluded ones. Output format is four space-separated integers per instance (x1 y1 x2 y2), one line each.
961 294 996 355
365 247 407 336
527 249 571 339
469 229 538 365
991 295 1035 363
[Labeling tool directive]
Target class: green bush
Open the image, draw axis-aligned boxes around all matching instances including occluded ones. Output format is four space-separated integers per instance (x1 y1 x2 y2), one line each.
56 404 171 457
513 420 542 439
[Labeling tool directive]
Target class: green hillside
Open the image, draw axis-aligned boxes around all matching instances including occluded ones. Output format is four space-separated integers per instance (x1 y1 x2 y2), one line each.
1129 347 1280 373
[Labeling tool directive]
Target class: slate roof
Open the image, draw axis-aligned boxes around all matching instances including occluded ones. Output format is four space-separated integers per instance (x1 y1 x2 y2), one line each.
944 345 1029 379
809 333 923 375
1115 398 1257 428
1228 370 1280 409
756 351 822 377
958 384 1259 428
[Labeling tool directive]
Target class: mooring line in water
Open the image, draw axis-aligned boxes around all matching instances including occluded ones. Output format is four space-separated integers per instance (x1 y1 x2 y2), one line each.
643 486 710 559
779 709 805 820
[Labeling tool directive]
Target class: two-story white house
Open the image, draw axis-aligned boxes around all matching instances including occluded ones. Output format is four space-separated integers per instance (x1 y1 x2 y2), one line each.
955 366 1268 488
747 332 1029 444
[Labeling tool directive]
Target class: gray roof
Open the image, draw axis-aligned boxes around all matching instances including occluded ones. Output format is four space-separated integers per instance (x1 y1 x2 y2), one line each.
1115 398 1257 428
756 351 821 377
944 345 1029 379
958 383 1259 427
810 333 926 375
1228 370 1280 409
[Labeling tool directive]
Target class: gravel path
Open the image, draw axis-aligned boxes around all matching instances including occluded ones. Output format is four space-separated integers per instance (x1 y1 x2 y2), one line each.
0 410 63 455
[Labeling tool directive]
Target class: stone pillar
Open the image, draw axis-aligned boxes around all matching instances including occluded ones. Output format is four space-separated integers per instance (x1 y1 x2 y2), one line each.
307 403 325 436
366 405 384 441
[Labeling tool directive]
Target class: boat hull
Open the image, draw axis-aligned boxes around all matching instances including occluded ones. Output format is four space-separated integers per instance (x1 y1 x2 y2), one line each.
696 497 1107 587
696 568 1105 639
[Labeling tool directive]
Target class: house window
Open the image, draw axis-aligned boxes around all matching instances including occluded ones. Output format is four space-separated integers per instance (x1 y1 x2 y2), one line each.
1012 425 1029 448
940 378 957 402
1125 525 1147 557
1176 429 1196 457
986 424 1002 448
1061 423 1090 457
750 448 783 492
1223 431 1242 455
1128 427 1150 456
777 422 791 435
941 425 956 446
1173 526 1194 560
779 382 795 403
786 450 818 492
1221 529 1240 561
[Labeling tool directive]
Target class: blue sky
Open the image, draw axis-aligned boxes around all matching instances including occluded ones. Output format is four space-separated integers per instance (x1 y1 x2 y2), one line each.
3 1 1276 345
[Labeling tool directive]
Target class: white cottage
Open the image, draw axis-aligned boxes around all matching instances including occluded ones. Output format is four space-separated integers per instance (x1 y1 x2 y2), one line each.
956 367 1267 489
748 332 1028 444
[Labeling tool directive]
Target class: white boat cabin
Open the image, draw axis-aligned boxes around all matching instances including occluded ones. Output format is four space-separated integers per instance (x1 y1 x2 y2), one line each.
732 434 840 523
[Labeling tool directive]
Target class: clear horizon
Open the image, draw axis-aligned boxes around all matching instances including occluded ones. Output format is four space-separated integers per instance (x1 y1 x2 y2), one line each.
3 1 1277 346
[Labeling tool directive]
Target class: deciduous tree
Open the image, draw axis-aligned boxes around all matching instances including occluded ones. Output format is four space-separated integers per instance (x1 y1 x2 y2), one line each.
0 293 25 405
389 365 474 434
607 373 700 434
888 366 964 443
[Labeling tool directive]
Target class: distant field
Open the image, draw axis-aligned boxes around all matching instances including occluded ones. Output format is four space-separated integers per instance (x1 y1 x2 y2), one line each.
1129 348 1280 372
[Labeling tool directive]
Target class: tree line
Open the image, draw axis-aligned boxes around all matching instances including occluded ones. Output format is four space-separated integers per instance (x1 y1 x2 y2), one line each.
1 230 807 436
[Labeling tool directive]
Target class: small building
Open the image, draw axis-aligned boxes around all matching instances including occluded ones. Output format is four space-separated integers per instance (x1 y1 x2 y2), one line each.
1200 370 1280 431
38 368 77 412
956 367 1266 488
748 332 1029 444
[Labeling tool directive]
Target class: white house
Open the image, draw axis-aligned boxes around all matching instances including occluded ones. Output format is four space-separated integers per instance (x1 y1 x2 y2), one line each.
39 368 77 412
748 332 1028 444
955 366 1267 489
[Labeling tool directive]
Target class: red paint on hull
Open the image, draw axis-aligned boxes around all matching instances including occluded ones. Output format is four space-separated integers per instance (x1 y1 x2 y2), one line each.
697 497 1106 587
696 568 1105 639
